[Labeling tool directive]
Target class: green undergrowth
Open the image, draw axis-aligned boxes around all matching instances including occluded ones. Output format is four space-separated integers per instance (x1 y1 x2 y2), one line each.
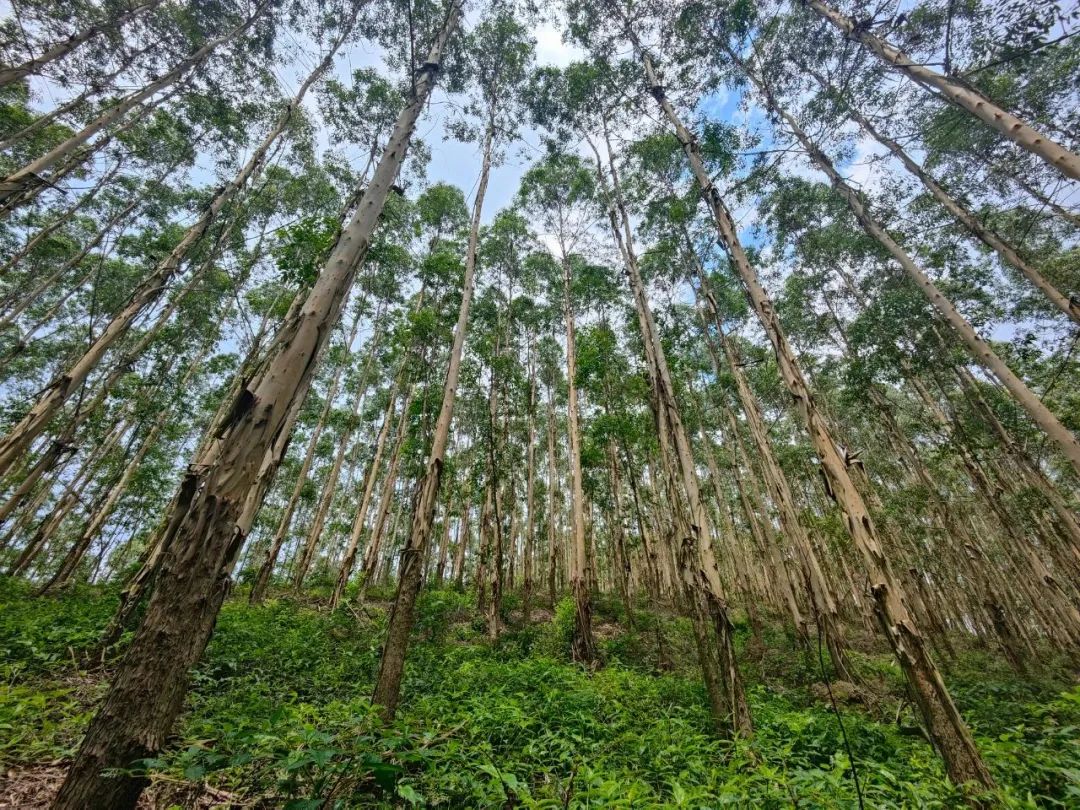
1 576 1078 808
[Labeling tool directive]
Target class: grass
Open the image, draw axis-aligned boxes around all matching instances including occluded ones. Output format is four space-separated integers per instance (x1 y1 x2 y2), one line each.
1 576 1078 807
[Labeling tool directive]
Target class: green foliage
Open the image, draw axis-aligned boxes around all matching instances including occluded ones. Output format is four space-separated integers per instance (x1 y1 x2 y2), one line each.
3 580 1080 807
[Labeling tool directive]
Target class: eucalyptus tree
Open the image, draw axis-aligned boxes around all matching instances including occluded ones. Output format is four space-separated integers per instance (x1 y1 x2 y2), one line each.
518 151 600 664
0 0 367 483
0 0 168 88
0 0 278 207
53 1 464 804
576 0 997 790
373 3 534 718
713 31 1080 479
534 54 755 729
795 0 1080 180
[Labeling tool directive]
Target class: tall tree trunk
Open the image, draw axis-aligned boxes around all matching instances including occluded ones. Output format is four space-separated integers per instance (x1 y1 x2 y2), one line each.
546 383 559 609
522 337 537 624
330 385 403 610
798 0 1080 180
0 0 166 88
591 125 749 729
0 10 354 480
371 69 487 716
0 0 273 201
806 66 1078 325
452 500 470 589
51 6 457 804
291 308 366 590
740 57 1080 476
619 24 994 789
560 249 596 665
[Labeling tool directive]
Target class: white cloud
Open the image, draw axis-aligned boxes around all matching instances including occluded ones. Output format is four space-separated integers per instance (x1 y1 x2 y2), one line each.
533 23 582 67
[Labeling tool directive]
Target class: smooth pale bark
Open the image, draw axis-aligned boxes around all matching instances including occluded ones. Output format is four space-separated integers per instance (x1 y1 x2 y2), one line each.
798 0 1080 180
360 389 413 590
371 68 487 715
806 66 1079 325
698 287 853 676
607 444 634 624
484 342 506 640
0 0 272 201
8 415 129 576
434 493 454 584
619 23 994 788
590 129 748 729
330 386 402 609
0 158 122 279
546 385 559 608
560 249 596 665
742 59 1080 478
452 500 470 588
0 0 166 88
0 15 352 481
522 339 538 623
51 6 455 804
291 310 368 590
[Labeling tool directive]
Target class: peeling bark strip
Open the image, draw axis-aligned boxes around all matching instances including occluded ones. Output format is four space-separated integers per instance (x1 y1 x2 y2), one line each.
0 1 360 484
735 51 1080 478
372 44 487 716
797 0 1080 180
605 2 994 791
50 4 459 807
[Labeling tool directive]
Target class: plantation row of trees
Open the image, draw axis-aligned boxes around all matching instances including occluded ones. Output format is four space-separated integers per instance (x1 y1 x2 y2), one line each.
0 0 1076 805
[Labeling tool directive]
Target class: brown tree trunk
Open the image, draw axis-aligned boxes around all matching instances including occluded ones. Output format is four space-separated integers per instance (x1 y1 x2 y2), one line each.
50 7 457 804
0 9 351 480
619 24 993 788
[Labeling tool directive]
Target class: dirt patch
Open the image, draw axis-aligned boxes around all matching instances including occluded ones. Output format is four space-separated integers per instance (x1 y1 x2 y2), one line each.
0 764 247 809
0 763 65 809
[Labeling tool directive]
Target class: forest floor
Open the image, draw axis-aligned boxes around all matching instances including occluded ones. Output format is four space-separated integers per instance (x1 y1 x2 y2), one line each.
1 576 1078 808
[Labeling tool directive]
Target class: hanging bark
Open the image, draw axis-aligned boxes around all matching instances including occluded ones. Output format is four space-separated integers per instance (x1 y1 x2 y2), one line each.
0 11 354 480
614 16 994 788
371 49 490 714
50 5 457 804
798 0 1080 180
